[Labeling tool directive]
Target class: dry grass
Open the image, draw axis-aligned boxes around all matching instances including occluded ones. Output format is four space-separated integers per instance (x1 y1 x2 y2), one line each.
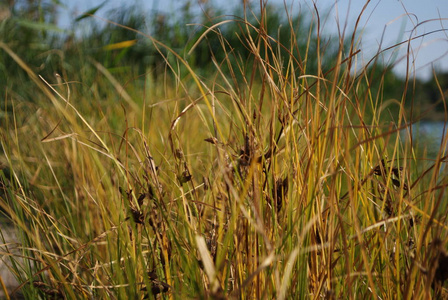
1 1 448 299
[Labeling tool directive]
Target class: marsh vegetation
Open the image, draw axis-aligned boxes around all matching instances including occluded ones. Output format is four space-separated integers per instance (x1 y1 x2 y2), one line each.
1 0 448 299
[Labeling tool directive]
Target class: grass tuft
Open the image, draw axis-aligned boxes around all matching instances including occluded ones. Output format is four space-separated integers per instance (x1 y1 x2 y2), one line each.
1 1 448 299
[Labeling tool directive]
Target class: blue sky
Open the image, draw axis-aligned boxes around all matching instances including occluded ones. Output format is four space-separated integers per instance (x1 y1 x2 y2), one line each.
61 0 448 81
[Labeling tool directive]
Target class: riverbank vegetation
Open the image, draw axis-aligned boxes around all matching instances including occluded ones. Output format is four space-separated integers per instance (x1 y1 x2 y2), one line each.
1 0 448 299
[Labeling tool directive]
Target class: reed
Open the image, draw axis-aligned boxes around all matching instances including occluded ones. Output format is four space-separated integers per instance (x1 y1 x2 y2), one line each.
1 1 447 299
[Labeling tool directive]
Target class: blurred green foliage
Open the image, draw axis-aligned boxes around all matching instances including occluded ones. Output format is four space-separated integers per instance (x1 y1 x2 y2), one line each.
0 0 446 120
0 1 339 96
0 0 64 100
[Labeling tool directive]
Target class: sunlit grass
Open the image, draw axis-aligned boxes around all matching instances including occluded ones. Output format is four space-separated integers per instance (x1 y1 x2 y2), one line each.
1 2 448 299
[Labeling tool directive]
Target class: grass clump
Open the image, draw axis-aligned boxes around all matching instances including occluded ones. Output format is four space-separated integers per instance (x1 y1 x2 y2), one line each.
1 1 448 299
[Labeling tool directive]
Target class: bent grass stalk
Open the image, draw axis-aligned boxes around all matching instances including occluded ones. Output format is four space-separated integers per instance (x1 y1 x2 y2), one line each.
1 1 448 299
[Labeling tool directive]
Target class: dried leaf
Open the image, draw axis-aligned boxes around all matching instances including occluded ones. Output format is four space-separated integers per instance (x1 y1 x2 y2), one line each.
204 137 219 144
373 160 386 176
131 208 144 224
177 170 192 184
142 271 171 298
272 177 288 213
137 193 146 206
